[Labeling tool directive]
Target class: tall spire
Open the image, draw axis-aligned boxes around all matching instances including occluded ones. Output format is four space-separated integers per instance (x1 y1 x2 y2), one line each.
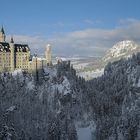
0 26 6 42
1 26 5 34
10 36 14 43
46 44 52 65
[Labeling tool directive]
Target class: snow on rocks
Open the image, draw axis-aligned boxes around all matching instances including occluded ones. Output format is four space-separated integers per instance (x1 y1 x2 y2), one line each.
6 106 16 112
12 69 23 77
78 68 104 80
73 62 90 71
44 66 57 81
57 76 71 95
27 81 35 91
76 121 96 140
43 66 71 95
103 40 139 61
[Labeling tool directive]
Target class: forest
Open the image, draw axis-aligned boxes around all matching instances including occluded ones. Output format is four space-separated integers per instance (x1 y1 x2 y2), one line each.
0 53 140 140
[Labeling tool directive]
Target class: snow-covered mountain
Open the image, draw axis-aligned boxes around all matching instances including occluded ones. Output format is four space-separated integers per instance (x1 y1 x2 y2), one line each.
69 40 140 80
67 40 140 80
103 40 140 62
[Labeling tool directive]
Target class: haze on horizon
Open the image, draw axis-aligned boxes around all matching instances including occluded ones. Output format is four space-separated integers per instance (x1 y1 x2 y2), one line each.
0 0 140 57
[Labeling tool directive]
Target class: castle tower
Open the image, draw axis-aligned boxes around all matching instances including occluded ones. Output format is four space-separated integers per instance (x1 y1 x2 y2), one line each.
0 26 6 42
10 37 15 71
46 44 52 65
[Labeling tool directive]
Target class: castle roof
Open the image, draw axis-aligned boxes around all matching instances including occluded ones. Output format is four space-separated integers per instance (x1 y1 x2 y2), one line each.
0 42 30 52
0 42 10 52
14 44 30 52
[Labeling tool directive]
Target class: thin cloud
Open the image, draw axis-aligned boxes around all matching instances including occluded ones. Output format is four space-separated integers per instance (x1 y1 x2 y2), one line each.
119 18 140 25
84 19 101 25
48 20 140 56
84 19 94 25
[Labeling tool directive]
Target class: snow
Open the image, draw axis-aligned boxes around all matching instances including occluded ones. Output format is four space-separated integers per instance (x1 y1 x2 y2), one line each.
44 67 57 78
103 40 139 61
73 62 90 70
6 106 16 112
110 40 137 57
37 57 46 61
56 57 68 62
137 78 140 87
6 133 12 140
55 76 71 95
12 69 23 76
12 69 25 82
44 66 71 95
77 126 92 140
135 128 140 140
32 56 46 61
27 81 35 90
76 121 96 140
78 68 104 80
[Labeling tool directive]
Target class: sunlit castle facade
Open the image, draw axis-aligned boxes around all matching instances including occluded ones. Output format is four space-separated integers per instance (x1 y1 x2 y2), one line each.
28 44 52 73
0 27 52 72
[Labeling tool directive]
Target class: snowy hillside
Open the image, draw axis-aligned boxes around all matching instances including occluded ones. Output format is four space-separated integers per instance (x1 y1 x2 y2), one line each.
78 68 104 80
88 53 140 140
103 40 140 62
0 62 95 140
70 57 103 80
1 53 140 139
70 40 140 80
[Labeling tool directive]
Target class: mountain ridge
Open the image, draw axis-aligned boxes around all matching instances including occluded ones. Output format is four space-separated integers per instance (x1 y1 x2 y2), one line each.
103 40 140 62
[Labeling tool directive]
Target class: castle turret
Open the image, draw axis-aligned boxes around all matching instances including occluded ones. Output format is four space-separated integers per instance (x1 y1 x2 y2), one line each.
46 44 52 65
0 26 6 42
10 37 15 71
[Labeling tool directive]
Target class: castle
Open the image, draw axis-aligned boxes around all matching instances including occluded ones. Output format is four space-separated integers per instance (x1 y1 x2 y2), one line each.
0 27 52 73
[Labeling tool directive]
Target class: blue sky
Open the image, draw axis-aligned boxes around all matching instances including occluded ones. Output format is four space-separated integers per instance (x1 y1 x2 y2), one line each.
0 0 140 56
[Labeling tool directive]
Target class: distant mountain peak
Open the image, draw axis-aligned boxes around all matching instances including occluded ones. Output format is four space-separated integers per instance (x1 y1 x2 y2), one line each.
111 40 137 51
103 40 140 62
